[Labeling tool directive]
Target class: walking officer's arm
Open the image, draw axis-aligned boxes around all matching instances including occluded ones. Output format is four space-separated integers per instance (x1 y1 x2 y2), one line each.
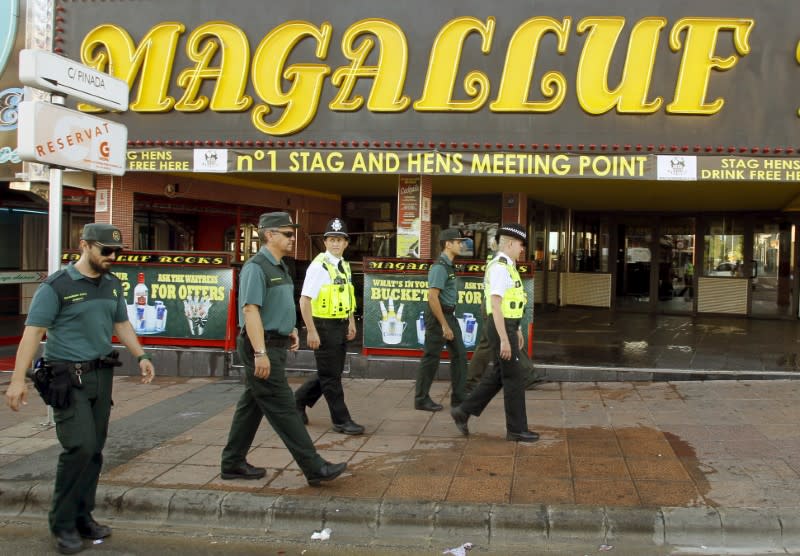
428 288 453 341
5 326 46 411
114 321 156 384
299 295 319 349
243 304 271 379
491 295 513 360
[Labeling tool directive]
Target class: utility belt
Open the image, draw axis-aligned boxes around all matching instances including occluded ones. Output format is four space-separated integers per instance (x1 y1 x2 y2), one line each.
240 328 291 349
313 316 349 324
27 351 121 410
441 305 456 315
47 353 122 376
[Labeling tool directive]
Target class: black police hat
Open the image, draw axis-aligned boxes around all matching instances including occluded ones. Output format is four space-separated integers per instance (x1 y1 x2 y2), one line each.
324 217 348 238
496 223 527 244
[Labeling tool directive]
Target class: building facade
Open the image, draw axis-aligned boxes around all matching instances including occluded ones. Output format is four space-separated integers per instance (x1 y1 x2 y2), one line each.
3 0 800 331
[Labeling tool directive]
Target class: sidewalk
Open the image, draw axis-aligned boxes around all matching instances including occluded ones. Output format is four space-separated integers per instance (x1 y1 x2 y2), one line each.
2 374 800 553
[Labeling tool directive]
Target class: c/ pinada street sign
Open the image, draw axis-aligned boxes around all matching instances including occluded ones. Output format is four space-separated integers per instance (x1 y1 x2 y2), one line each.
17 101 128 176
19 49 129 112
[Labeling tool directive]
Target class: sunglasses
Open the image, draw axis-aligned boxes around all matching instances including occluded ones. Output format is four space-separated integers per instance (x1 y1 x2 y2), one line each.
95 244 123 257
270 229 295 239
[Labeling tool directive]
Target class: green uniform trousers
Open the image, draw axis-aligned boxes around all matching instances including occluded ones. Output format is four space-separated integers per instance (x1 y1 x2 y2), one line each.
49 366 113 534
221 335 325 478
415 311 466 406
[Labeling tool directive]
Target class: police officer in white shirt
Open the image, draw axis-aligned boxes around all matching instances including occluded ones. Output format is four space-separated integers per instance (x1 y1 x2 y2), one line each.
450 223 538 442
295 218 364 435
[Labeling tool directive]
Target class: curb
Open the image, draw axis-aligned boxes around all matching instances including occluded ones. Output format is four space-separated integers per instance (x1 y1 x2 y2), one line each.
1 480 796 552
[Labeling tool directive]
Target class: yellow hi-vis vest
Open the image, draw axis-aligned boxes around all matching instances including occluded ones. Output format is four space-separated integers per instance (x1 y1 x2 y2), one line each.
310 252 356 318
485 256 526 318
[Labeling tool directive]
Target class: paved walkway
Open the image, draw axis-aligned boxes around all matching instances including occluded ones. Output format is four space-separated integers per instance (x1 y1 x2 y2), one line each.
2 374 800 552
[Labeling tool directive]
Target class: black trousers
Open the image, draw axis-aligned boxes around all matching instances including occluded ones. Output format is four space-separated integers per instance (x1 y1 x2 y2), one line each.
460 317 528 434
295 318 352 425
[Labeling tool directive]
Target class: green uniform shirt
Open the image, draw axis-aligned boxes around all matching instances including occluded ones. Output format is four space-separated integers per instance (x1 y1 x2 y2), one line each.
238 247 296 335
428 253 457 307
26 263 127 361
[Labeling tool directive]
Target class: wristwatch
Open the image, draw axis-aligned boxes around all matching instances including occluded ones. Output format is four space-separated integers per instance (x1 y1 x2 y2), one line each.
137 353 152 362
253 350 267 357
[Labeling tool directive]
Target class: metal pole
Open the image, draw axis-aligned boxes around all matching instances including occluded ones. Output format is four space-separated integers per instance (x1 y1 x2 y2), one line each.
41 95 65 427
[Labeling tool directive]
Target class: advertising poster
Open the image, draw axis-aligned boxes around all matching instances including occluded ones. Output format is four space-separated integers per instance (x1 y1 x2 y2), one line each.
63 251 234 343
362 259 533 352
111 266 233 340
396 176 421 258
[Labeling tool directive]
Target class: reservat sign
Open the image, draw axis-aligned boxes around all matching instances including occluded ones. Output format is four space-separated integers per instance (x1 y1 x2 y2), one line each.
17 101 127 175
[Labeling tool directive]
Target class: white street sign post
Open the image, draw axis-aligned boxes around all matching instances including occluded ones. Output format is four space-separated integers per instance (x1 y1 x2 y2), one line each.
17 100 128 175
19 49 129 111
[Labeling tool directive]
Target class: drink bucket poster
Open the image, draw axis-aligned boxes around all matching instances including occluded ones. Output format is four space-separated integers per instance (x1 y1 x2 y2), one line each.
362 258 533 352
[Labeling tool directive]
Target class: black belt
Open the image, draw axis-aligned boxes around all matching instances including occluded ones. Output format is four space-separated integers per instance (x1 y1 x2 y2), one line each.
313 316 349 323
265 331 290 348
46 352 118 372
441 305 455 315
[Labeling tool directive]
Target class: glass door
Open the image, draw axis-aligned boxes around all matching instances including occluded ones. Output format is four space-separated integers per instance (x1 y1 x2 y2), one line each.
658 218 695 313
751 219 794 317
615 221 653 311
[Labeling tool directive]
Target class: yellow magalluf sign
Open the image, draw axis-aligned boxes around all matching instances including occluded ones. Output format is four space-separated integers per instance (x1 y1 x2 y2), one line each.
58 0 800 148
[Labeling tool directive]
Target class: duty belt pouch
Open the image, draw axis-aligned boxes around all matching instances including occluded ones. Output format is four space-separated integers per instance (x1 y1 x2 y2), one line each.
99 350 123 368
67 362 87 388
27 358 52 404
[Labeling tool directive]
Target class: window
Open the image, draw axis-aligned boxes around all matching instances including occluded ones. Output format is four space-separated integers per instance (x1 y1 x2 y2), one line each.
571 215 610 272
704 218 744 277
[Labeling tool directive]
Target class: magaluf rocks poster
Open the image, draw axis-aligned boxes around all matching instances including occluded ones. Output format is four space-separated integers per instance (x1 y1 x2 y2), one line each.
63 250 235 342
361 258 533 352
113 265 234 340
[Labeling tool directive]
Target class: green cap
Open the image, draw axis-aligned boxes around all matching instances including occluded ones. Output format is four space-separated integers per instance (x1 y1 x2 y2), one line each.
439 228 463 242
258 212 300 229
80 223 123 247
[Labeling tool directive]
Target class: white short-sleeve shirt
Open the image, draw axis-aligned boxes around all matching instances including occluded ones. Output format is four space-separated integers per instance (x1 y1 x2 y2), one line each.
301 252 342 299
487 253 515 298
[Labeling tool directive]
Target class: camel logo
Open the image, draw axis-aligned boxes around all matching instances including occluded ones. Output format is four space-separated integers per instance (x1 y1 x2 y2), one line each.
193 148 228 172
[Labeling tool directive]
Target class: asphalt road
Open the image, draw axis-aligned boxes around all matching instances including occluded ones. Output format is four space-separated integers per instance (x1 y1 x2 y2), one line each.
0 517 682 555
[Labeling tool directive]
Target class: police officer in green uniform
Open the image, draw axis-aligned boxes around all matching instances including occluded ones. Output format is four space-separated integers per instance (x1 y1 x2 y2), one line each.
220 212 347 486
414 228 467 411
450 223 539 442
5 223 155 555
295 217 364 434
